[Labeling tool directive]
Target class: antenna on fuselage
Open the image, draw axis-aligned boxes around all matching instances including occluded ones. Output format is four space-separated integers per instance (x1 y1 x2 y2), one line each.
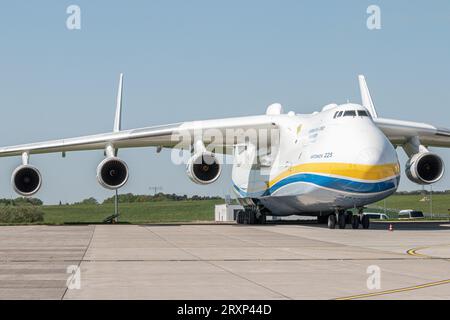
358 75 378 118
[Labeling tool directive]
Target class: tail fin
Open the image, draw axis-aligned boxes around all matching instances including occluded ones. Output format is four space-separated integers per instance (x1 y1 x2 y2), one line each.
113 73 124 132
358 75 378 118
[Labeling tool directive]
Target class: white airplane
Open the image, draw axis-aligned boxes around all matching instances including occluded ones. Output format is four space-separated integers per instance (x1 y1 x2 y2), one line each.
1 74 449 229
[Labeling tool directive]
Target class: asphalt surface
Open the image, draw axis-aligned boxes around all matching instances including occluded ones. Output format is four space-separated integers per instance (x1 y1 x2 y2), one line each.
1 221 450 299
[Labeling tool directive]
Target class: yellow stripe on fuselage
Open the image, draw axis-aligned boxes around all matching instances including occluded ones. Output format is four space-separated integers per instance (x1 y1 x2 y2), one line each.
269 162 400 188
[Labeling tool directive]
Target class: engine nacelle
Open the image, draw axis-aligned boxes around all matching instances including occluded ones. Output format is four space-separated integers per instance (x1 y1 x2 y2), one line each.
405 152 445 185
186 152 222 185
97 157 129 189
11 165 42 196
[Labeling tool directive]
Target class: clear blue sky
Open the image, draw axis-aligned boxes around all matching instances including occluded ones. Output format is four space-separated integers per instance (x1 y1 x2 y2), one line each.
0 1 449 204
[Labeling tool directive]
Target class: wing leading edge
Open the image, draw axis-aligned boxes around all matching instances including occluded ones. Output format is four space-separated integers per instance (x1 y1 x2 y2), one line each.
0 116 278 157
374 118 450 148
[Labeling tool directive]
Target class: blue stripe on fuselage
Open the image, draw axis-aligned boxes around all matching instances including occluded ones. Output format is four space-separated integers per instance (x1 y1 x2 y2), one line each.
233 173 400 197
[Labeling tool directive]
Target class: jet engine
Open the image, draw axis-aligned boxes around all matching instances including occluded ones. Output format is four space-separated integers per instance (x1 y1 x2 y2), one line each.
11 165 42 196
97 157 129 189
186 152 222 185
405 152 445 184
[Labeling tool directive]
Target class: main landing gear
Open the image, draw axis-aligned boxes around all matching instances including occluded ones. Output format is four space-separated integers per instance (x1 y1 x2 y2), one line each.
236 208 266 225
326 209 370 230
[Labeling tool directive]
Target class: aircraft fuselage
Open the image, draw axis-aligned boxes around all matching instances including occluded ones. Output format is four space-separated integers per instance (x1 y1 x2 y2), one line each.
232 103 400 216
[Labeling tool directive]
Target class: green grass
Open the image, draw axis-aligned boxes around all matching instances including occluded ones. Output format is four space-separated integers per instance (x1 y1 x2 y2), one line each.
8 193 450 225
41 199 224 224
369 194 450 219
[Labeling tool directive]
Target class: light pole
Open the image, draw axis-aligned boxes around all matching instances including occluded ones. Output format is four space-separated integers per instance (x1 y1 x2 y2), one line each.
149 186 163 195
114 189 119 222
430 185 433 219
103 189 120 224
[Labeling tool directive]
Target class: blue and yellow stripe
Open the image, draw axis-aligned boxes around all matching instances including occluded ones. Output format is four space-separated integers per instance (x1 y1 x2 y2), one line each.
233 162 400 197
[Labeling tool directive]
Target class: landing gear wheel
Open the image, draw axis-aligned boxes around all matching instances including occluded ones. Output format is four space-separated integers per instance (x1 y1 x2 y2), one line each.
351 215 360 229
236 210 244 224
328 214 336 229
256 213 266 225
338 212 346 229
247 210 256 224
345 211 353 224
361 215 370 229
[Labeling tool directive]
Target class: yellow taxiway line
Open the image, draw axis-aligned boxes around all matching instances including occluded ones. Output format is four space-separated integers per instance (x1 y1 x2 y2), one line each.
335 245 450 300
335 279 450 300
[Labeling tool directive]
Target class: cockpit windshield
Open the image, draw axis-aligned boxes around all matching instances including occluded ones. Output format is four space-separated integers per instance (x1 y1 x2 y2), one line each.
343 110 356 117
334 110 370 119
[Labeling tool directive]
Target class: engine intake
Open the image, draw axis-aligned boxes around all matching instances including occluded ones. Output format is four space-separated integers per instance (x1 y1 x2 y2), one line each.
405 152 444 185
97 157 129 189
186 153 221 185
12 165 42 196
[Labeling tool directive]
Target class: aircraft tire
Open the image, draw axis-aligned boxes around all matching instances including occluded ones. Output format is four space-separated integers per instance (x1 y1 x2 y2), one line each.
256 214 266 225
361 215 370 229
351 215 360 229
248 210 256 224
236 210 244 224
345 211 353 224
338 212 346 229
328 214 336 229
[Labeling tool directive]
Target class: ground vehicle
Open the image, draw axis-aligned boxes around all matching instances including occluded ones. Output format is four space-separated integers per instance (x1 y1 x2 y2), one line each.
398 210 425 220
363 212 390 220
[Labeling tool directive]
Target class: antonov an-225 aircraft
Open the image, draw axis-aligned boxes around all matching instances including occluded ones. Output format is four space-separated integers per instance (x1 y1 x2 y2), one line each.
1 75 449 229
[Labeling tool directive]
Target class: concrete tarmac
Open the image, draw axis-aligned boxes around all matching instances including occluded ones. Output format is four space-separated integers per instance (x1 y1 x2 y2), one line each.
1 222 450 300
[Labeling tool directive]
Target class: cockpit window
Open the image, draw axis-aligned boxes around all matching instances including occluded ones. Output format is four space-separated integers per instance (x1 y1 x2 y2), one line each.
357 110 369 117
337 111 343 117
333 111 339 119
343 110 356 117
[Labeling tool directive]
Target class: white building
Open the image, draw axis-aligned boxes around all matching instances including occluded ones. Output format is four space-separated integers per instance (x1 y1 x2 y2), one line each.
215 204 244 222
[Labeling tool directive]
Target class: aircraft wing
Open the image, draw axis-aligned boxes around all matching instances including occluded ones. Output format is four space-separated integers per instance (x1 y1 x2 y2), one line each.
0 116 278 157
358 75 450 148
374 118 450 148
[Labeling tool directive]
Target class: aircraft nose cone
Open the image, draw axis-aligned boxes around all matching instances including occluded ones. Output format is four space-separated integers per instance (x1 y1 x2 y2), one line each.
352 129 400 183
355 145 397 166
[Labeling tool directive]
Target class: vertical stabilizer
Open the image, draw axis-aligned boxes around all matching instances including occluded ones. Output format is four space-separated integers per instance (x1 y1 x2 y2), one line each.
113 73 124 132
358 75 378 118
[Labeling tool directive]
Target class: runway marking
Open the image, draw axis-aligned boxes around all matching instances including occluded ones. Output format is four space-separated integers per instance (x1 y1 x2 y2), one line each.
406 247 432 258
336 244 450 300
335 278 450 300
407 244 450 259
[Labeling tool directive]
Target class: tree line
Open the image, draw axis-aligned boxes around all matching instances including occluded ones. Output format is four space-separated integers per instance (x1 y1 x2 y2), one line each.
395 190 450 195
0 197 43 206
5 189 449 207
75 193 222 205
